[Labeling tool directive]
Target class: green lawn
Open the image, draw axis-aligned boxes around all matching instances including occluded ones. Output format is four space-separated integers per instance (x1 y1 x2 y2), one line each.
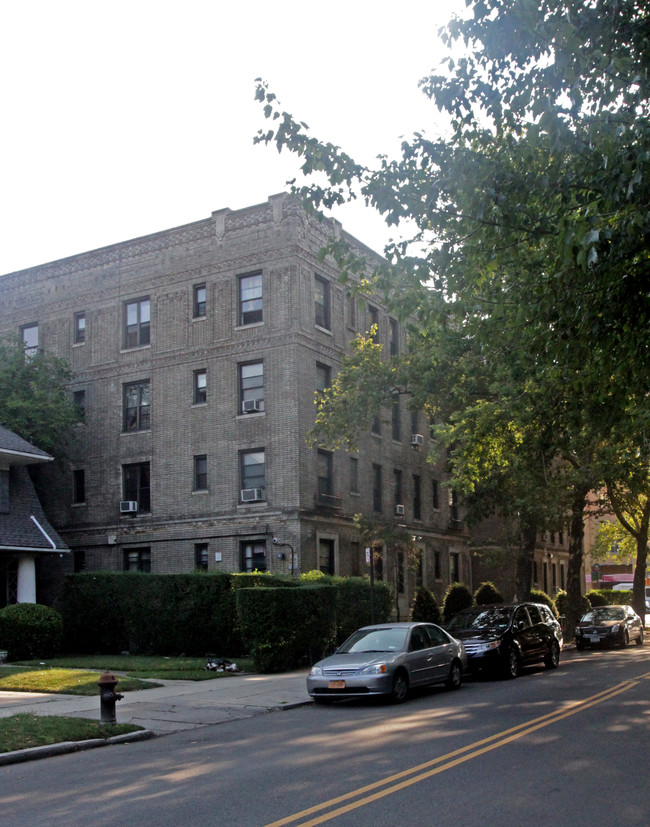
0 653 254 754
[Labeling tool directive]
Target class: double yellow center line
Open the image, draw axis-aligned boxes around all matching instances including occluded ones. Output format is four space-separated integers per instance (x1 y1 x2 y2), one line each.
267 674 648 826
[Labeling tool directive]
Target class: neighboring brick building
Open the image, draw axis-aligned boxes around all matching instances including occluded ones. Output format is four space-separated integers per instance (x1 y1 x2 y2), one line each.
0 193 470 614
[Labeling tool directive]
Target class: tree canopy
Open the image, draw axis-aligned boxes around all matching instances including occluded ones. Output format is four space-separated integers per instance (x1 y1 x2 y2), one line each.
254 0 650 623
0 337 81 460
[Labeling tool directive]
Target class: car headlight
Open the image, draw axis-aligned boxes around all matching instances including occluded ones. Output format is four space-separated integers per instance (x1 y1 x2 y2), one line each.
309 665 323 677
611 624 619 634
474 641 501 653
360 663 388 675
575 627 581 635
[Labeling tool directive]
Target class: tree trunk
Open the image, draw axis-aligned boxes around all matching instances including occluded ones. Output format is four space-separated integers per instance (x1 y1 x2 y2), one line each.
565 486 590 635
632 508 649 621
515 519 538 601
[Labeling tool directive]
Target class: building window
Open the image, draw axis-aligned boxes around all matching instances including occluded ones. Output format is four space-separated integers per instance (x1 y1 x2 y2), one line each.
397 550 405 594
432 479 439 510
449 489 460 522
124 548 151 572
318 538 335 575
20 323 38 355
389 319 399 356
195 543 209 570
393 469 403 506
193 284 206 318
371 414 381 435
391 394 401 441
73 390 86 419
194 370 207 405
241 540 266 572
317 449 334 496
123 298 150 348
413 474 422 520
368 305 379 341
411 409 419 434
123 381 151 431
239 272 263 326
314 275 331 330
434 550 442 581
240 449 265 500
73 550 86 573
239 361 264 413
72 469 86 504
350 457 359 493
347 292 357 329
450 552 460 583
316 362 331 395
123 462 151 512
74 312 86 344
194 455 208 491
372 463 383 513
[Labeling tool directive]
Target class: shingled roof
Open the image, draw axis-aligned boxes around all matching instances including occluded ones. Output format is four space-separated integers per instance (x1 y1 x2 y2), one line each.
0 426 68 554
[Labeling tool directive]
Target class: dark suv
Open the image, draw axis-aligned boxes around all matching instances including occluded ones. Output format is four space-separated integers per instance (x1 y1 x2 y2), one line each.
446 603 563 678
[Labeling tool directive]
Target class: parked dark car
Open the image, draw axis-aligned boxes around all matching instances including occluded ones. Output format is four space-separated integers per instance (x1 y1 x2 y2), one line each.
575 605 644 650
445 602 563 679
306 622 467 704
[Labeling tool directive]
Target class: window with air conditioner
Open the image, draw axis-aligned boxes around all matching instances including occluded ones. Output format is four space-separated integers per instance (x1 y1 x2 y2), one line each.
240 449 265 502
239 361 264 413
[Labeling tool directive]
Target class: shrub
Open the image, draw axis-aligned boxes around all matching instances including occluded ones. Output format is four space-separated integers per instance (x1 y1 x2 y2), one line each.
586 590 609 607
474 581 504 605
0 603 63 660
411 587 441 624
530 589 558 618
236 585 337 671
442 583 473 624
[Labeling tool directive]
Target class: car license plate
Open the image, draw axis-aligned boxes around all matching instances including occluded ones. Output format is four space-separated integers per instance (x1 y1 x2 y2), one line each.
588 635 599 642
328 680 345 689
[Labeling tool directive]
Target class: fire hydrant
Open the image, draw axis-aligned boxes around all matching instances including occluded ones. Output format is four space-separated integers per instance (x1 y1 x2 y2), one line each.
98 670 124 724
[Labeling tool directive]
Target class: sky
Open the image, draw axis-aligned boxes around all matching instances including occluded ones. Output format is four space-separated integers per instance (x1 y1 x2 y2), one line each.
0 0 464 275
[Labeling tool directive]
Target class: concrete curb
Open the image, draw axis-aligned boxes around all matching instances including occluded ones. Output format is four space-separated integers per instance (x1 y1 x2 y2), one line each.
0 729 155 766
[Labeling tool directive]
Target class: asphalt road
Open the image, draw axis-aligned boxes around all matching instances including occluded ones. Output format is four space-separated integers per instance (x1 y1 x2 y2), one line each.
1 646 648 826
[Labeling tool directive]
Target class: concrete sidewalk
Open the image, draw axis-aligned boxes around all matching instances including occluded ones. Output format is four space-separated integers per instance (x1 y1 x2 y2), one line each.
0 669 312 765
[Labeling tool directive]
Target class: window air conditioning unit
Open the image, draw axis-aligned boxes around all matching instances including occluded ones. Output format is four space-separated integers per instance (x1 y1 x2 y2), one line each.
241 488 263 502
411 433 424 446
395 504 405 516
120 500 138 514
242 399 262 413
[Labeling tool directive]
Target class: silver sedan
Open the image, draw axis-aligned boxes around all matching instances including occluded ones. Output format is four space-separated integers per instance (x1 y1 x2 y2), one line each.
307 622 467 704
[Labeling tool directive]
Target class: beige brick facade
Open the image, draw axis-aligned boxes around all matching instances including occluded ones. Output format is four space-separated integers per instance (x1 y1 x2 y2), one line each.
0 194 470 613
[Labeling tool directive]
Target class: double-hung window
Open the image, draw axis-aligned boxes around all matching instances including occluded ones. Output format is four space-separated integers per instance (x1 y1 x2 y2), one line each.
20 323 38 356
194 370 207 404
123 381 151 431
74 312 86 344
193 284 206 318
314 275 331 330
194 455 208 491
240 449 265 501
123 462 151 512
372 463 383 513
123 298 150 348
241 540 267 572
317 449 334 497
239 361 264 413
239 273 262 325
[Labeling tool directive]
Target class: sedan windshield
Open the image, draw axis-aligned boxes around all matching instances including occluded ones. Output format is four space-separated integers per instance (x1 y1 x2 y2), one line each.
447 607 514 631
582 608 625 622
338 628 408 654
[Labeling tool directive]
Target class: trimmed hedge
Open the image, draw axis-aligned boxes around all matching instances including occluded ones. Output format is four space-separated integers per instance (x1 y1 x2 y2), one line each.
474 581 504 605
0 603 63 660
443 583 473 623
59 571 391 668
530 589 559 618
411 587 442 624
236 585 338 672
61 572 241 656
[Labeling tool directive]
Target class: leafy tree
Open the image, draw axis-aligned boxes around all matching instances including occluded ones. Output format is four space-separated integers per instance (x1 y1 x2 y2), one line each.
0 337 81 459
254 0 650 633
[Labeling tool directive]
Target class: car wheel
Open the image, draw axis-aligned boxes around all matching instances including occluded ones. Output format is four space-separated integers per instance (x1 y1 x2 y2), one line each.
621 630 629 648
445 660 463 690
390 670 409 703
504 647 520 679
636 628 644 646
544 640 561 669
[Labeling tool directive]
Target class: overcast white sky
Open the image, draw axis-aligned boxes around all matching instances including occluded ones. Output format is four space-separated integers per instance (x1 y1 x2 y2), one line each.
0 0 464 275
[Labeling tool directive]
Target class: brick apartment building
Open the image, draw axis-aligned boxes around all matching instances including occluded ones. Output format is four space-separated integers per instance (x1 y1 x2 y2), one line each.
0 194 470 613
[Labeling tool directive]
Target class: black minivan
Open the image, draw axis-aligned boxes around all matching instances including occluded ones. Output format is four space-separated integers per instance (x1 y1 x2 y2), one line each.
446 603 563 678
